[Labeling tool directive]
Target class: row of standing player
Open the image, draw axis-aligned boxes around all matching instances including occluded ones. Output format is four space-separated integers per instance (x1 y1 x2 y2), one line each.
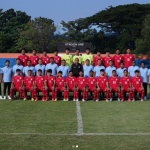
10 67 144 102
17 48 135 69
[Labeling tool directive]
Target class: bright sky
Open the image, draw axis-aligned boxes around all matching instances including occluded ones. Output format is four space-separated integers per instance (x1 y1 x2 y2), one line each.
1 0 150 23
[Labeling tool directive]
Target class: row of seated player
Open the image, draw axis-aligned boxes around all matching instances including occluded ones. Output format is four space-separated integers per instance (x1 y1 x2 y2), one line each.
17 48 135 69
10 68 145 102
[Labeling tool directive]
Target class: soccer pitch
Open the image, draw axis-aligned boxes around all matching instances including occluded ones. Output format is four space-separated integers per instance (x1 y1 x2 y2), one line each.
0 98 150 149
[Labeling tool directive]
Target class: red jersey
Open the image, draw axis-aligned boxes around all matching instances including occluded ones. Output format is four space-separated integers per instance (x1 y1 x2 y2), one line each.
132 77 143 89
41 56 50 65
93 56 104 66
29 55 39 67
109 76 120 89
66 76 77 90
24 76 34 89
87 77 97 90
56 77 65 89
97 76 108 89
53 56 61 66
104 57 113 68
76 77 87 90
18 55 29 67
35 76 45 88
45 76 56 89
13 76 24 88
124 54 135 69
113 55 124 69
121 77 131 90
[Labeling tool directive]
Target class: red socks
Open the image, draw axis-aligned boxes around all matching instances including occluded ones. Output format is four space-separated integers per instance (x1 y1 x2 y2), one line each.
129 91 132 99
121 90 124 99
23 90 26 99
97 91 99 99
94 91 97 99
10 89 13 98
52 90 55 99
141 89 145 99
86 90 88 100
110 92 112 99
106 90 109 99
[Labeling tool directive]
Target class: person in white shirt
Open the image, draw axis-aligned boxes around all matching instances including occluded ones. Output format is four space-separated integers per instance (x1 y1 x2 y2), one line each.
128 60 140 78
117 62 127 79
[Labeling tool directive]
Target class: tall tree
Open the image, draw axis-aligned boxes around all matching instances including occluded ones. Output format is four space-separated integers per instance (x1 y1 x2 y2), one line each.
86 3 150 51
135 14 150 55
0 8 31 52
17 17 56 53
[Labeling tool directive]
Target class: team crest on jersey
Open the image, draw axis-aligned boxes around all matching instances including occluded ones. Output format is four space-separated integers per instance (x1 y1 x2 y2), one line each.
116 79 118 81
69 56 70 58
73 79 74 81
127 79 129 81
78 66 80 68
25 57 27 59
47 59 49 60
104 79 106 81
89 56 91 58
130 56 132 58
41 78 43 80
20 77 22 79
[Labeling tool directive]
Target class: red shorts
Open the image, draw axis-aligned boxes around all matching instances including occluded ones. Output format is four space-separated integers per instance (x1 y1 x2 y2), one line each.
134 88 142 93
37 87 44 91
124 88 130 92
78 87 84 91
100 87 107 92
57 87 64 91
69 88 74 91
89 88 95 92
26 87 32 91
14 87 21 91
112 87 118 92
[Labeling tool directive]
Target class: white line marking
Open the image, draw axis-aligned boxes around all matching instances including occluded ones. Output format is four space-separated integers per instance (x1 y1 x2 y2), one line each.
76 101 83 135
0 133 150 136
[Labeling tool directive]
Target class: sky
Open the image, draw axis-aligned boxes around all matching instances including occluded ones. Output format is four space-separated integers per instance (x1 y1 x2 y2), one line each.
1 0 150 33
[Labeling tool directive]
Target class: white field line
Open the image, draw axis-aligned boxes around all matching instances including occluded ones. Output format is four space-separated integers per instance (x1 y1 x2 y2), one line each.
76 101 84 135
0 133 150 136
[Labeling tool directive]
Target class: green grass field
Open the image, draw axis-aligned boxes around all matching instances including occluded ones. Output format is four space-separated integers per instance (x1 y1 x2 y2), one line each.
0 97 150 150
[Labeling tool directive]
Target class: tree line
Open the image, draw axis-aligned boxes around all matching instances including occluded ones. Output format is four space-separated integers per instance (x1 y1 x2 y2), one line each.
0 3 150 54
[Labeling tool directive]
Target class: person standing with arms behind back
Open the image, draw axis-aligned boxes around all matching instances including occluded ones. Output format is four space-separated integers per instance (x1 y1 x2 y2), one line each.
0 67 3 99
140 62 148 100
93 50 104 66
113 49 124 69
62 48 73 68
2 60 13 99
104 51 113 68
123 48 135 69
53 50 62 67
73 49 83 64
18 49 29 67
82 48 94 65
29 49 39 67
41 50 50 66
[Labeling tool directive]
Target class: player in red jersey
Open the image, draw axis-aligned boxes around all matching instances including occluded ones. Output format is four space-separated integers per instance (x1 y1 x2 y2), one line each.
34 69 45 101
113 49 124 69
44 69 56 101
132 70 144 102
87 71 97 101
10 69 24 100
120 70 132 102
123 48 135 69
55 71 66 101
53 50 61 66
109 70 121 102
97 69 110 102
41 50 50 65
23 70 35 101
29 49 39 67
104 51 113 68
18 49 29 67
93 50 104 66
66 71 77 101
76 71 87 101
